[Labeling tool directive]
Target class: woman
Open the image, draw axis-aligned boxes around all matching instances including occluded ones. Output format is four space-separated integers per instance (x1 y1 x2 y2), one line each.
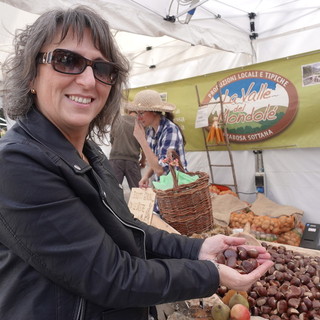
0 6 273 320
131 89 187 188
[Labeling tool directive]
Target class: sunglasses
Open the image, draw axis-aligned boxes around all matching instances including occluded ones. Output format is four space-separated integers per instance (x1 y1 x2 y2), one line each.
37 49 119 85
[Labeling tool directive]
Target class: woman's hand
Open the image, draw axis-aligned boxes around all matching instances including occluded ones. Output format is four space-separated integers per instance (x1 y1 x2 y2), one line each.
198 234 245 260
139 176 149 188
133 120 146 144
217 260 274 292
198 234 271 261
198 234 274 292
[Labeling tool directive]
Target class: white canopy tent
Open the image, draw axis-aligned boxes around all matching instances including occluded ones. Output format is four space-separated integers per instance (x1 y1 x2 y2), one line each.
1 0 320 226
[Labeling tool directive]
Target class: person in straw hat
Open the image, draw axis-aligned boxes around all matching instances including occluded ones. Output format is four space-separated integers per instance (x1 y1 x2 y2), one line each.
129 89 187 191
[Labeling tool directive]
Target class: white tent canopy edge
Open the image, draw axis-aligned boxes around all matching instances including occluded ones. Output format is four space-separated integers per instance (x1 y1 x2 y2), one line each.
1 0 320 87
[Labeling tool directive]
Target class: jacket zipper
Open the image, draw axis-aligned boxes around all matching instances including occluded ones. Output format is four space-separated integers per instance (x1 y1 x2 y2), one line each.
75 297 85 320
101 196 147 259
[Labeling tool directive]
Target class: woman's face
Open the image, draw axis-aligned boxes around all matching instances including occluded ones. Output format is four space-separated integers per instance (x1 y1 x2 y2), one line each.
33 28 111 139
137 111 159 128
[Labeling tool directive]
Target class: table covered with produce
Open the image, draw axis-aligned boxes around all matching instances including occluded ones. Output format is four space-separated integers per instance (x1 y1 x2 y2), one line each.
152 188 319 320
156 235 320 320
135 182 319 319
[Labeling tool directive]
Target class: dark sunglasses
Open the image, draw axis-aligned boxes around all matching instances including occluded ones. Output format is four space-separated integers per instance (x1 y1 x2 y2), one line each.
37 49 119 85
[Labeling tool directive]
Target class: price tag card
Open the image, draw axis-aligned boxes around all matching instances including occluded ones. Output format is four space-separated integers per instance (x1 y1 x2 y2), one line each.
195 105 209 128
128 188 156 224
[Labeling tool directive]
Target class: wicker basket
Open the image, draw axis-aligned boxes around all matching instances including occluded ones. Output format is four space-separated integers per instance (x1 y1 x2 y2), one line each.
154 150 213 236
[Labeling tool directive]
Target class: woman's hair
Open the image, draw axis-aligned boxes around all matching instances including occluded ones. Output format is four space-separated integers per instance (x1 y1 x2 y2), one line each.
2 5 130 142
162 112 187 146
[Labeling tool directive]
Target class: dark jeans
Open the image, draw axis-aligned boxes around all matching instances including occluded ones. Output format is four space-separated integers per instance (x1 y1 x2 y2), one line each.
109 159 141 189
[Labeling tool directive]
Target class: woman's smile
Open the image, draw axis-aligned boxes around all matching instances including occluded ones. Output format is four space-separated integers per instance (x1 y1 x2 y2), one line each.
67 95 93 104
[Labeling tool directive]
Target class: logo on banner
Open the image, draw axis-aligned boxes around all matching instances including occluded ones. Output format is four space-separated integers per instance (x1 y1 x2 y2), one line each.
202 70 299 143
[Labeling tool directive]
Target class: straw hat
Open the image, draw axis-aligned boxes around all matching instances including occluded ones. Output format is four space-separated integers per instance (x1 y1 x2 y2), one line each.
129 90 176 113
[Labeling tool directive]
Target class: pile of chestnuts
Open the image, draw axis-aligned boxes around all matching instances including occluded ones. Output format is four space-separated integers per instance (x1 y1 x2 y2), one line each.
217 242 320 319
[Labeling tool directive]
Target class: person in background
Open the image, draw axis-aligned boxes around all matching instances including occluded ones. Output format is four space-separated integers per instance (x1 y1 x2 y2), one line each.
109 102 146 189
130 89 187 189
0 6 274 320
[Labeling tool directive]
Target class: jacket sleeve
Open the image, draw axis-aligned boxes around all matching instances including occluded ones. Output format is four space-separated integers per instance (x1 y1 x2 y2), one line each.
0 142 219 309
133 218 205 260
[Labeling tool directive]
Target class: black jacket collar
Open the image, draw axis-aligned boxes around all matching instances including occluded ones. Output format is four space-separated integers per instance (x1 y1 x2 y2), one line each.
17 107 101 172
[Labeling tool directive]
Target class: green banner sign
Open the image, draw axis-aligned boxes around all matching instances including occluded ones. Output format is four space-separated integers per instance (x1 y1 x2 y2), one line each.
129 50 320 151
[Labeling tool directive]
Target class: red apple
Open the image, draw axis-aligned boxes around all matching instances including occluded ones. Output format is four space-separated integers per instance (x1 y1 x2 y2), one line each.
230 303 251 320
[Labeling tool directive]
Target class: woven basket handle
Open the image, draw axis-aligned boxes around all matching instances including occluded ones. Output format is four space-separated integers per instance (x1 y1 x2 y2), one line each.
166 149 185 188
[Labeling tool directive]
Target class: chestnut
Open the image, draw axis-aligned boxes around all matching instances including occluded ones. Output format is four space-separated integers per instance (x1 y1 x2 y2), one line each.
223 248 237 258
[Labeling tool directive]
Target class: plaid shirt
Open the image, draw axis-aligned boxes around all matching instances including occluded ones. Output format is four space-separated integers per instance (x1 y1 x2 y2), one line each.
146 116 187 180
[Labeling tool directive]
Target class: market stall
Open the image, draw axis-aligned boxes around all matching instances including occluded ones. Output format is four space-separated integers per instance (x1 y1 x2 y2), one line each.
1 2 320 319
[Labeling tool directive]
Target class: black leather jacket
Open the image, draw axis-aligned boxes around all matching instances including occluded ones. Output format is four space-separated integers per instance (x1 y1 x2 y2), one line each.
0 109 219 320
